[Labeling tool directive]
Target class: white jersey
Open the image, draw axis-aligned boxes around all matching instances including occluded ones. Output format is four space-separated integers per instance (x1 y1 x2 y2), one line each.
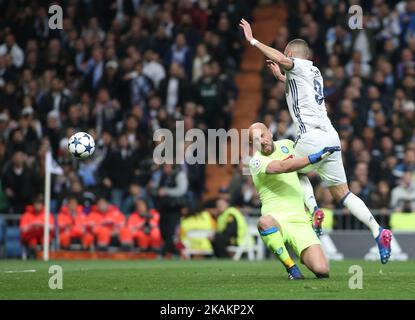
285 59 347 186
284 58 333 135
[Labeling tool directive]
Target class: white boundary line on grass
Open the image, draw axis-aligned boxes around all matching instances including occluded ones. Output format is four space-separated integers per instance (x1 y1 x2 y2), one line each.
2 269 37 273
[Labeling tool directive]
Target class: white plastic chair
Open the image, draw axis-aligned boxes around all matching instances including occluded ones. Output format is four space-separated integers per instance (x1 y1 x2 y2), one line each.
227 225 264 261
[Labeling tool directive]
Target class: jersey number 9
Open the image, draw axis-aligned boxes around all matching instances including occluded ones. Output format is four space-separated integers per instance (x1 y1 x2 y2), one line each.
313 79 324 105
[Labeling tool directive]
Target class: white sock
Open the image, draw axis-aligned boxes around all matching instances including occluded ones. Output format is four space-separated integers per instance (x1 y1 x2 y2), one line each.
299 174 318 214
342 192 380 238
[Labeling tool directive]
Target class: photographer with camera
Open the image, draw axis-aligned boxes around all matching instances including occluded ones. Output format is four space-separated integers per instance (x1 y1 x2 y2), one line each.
125 199 162 251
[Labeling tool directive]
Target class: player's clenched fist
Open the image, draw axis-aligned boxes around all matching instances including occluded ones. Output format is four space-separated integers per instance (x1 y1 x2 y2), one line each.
308 146 341 164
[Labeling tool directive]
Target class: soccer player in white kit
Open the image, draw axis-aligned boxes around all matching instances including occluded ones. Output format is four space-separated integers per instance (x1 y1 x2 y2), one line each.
239 18 393 264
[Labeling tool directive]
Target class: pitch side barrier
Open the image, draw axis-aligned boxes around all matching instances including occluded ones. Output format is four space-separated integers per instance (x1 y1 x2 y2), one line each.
240 208 415 260
1 211 415 260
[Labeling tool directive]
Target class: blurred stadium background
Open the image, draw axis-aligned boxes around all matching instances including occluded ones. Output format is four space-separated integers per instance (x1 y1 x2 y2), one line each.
0 0 414 269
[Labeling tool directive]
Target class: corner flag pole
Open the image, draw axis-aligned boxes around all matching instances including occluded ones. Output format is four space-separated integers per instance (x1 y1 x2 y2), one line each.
43 150 52 261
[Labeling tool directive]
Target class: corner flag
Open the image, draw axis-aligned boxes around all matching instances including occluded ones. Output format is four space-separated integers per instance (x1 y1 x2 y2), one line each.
43 150 63 261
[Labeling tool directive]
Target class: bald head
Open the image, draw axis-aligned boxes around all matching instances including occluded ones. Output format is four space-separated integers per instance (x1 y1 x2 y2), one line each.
249 122 274 155
284 39 310 59
249 122 268 140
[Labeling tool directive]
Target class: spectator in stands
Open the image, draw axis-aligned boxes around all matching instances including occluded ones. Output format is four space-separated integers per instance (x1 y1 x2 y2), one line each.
18 107 40 155
0 113 11 143
2 151 41 213
210 198 251 258
57 196 91 250
5 128 31 158
395 149 415 176
78 157 99 190
229 162 260 207
240 177 260 208
216 15 242 69
196 62 223 128
165 33 193 79
152 163 189 258
192 43 210 82
0 33 24 69
216 186 231 203
186 157 206 200
390 171 415 212
121 182 149 215
210 60 238 130
97 60 123 100
19 195 54 258
158 62 193 115
92 87 121 136
142 49 166 89
38 77 71 125
126 60 154 110
125 199 162 251
371 180 392 215
301 20 327 66
351 162 376 204
228 164 243 206
85 46 105 93
44 110 62 156
99 133 139 208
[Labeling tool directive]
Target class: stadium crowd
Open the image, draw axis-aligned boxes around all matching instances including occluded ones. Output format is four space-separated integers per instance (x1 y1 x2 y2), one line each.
0 0 256 257
1 0 415 257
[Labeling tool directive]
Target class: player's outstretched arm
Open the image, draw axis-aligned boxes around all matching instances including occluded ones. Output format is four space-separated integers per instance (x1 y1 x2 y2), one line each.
266 157 309 174
239 18 293 70
265 146 341 174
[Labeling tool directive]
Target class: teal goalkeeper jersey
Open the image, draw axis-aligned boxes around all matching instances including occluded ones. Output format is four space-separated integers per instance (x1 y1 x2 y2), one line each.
249 139 306 219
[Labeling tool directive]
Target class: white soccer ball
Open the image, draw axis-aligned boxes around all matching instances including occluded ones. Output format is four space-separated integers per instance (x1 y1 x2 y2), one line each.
67 132 95 160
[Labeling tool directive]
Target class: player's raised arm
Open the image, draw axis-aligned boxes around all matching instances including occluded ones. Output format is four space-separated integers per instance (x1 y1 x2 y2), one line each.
265 146 341 174
239 18 293 70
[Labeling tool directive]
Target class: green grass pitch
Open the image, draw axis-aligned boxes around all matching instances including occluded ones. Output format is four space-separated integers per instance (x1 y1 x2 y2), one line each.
0 259 414 299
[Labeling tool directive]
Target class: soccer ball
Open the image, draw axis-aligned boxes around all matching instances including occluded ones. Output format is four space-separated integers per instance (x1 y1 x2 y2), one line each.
68 132 95 160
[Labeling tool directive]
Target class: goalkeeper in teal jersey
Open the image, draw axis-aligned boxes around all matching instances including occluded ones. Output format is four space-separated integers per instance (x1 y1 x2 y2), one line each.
248 122 340 279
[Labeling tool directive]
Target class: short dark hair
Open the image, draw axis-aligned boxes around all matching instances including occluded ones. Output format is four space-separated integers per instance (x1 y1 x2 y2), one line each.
286 39 310 58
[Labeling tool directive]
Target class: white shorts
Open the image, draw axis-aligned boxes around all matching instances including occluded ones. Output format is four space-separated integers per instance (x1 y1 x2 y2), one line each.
293 127 347 186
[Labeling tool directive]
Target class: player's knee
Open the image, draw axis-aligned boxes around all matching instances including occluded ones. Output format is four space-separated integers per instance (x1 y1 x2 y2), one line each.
329 183 350 203
257 215 277 231
313 262 330 277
